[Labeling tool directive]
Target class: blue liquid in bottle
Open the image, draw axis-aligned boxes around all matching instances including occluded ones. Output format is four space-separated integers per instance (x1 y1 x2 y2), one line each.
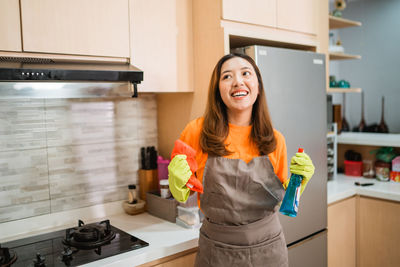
279 148 304 217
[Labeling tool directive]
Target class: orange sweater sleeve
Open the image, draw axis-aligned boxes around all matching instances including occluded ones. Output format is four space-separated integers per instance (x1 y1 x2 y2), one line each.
178 118 208 183
179 118 203 154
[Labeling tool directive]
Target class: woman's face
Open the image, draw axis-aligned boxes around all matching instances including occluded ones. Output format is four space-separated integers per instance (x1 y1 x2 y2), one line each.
219 57 259 119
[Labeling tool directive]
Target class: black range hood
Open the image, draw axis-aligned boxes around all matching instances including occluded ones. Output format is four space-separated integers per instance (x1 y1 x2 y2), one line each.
0 59 143 97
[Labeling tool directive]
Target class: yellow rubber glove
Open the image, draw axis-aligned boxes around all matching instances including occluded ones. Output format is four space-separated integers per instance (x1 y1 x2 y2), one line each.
289 152 315 195
168 154 192 203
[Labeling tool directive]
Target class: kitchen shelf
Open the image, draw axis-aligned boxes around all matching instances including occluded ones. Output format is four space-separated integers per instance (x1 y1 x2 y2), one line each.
327 88 362 93
337 132 400 147
329 15 362 29
329 52 361 60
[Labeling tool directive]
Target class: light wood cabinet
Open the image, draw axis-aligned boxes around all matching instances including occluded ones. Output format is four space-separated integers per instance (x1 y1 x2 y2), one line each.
358 196 400 267
222 0 276 28
276 0 318 35
20 0 130 57
328 196 400 267
152 252 196 267
328 197 356 267
130 0 193 92
221 0 318 35
138 249 197 267
0 0 22 52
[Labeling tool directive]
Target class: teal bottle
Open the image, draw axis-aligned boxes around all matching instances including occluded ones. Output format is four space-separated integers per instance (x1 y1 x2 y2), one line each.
279 148 304 217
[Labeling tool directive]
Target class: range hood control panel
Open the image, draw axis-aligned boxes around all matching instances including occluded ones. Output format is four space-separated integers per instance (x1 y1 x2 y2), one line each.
20 71 49 80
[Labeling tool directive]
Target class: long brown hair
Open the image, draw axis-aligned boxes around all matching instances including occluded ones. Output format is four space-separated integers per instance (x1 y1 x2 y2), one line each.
200 53 276 156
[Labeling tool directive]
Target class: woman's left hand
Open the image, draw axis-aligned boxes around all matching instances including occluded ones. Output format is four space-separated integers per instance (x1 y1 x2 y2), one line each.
289 152 315 195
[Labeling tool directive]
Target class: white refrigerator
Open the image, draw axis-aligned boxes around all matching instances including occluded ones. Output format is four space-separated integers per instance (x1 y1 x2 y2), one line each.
241 45 328 267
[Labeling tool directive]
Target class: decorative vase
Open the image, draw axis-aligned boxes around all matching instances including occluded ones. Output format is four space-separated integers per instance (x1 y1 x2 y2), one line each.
341 93 350 132
378 96 389 133
356 91 366 132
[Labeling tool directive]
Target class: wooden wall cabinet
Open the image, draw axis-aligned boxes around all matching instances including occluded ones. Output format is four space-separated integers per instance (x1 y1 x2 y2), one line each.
222 0 318 35
276 0 318 35
222 0 276 28
0 0 130 58
328 197 356 267
20 0 130 58
0 0 22 52
130 0 193 93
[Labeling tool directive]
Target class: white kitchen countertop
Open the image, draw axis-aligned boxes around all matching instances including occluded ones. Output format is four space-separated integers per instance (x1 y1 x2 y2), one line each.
328 173 400 204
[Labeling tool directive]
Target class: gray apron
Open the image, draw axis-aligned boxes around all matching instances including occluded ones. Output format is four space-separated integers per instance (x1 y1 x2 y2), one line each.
194 156 289 267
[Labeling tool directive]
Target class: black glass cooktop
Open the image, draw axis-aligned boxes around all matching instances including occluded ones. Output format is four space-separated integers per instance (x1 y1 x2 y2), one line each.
1 220 148 267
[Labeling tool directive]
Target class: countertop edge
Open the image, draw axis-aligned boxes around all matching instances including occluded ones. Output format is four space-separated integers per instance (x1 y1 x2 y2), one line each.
327 174 400 204
327 189 356 205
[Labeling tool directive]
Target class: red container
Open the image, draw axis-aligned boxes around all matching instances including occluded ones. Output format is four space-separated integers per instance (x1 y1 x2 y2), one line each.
390 171 400 182
344 160 363 176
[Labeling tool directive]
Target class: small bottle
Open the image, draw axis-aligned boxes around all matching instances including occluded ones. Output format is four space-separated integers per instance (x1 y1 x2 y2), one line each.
128 184 138 204
280 148 304 217
159 179 171 199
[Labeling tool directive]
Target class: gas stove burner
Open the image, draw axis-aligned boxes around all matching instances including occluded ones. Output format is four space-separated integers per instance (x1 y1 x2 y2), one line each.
3 219 148 267
0 245 17 267
62 220 116 251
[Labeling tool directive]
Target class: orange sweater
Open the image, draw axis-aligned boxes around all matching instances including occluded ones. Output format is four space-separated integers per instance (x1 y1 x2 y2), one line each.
179 117 288 186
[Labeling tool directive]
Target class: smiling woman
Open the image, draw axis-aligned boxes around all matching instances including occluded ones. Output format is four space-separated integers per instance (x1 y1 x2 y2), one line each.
166 53 316 267
218 57 259 126
201 53 276 158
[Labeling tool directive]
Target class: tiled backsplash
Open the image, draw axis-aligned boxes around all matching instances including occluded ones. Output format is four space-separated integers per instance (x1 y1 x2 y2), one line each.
0 94 157 223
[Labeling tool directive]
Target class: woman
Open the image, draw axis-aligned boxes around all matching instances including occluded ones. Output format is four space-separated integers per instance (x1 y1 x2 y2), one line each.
168 53 315 266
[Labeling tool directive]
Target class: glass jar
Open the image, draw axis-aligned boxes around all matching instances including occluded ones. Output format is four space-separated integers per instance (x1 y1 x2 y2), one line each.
159 179 171 199
362 159 375 178
375 161 390 181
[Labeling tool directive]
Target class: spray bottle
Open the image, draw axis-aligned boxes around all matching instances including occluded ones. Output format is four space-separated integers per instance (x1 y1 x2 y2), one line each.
279 148 304 217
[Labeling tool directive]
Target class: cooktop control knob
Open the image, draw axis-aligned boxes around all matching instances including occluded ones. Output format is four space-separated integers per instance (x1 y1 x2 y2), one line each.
61 247 73 264
34 252 46 267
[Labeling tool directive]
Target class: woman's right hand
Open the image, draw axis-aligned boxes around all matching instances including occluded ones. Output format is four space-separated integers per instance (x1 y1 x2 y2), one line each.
168 155 192 202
